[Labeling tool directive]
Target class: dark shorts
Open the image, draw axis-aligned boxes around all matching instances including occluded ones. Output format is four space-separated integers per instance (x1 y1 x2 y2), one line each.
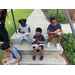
33 46 44 52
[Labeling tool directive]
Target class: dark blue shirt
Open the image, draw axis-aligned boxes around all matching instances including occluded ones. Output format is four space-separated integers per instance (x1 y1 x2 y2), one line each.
47 23 61 32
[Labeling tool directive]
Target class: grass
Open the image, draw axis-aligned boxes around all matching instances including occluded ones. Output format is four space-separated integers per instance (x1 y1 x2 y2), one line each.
0 9 34 65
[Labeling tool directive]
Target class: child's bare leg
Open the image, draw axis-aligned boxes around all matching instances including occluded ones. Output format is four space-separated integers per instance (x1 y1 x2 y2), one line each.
2 58 8 65
48 34 54 42
57 33 62 43
33 47 38 55
38 47 44 56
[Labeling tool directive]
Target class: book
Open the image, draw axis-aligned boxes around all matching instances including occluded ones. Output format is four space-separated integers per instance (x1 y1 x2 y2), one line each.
4 58 16 65
17 32 30 38
32 44 44 47
56 31 63 35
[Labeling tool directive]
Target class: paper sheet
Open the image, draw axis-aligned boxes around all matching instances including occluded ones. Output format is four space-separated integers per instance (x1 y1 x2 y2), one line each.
44 34 48 36
56 31 63 35
17 33 30 38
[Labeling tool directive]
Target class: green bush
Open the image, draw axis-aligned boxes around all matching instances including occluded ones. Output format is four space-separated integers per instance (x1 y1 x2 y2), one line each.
62 33 75 45
61 33 75 65
43 9 69 23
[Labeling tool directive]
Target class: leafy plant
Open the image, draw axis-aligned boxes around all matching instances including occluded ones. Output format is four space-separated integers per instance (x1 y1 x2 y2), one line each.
43 9 69 23
61 33 75 65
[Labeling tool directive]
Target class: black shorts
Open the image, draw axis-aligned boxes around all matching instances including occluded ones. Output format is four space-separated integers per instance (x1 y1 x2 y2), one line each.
33 46 44 52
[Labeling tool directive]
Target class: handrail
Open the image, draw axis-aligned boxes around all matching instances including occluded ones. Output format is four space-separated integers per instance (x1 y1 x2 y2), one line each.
56 9 59 22
11 9 17 33
65 9 75 38
56 9 75 38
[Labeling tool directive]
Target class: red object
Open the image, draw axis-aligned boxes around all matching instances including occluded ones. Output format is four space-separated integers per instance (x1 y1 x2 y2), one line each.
52 25 54 27
0 9 7 22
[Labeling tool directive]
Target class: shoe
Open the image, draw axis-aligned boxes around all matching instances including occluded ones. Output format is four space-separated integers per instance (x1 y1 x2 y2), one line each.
32 55 36 61
47 42 51 48
56 43 60 49
39 56 44 61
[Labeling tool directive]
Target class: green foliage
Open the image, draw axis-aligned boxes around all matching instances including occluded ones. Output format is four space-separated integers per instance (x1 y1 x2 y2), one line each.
43 9 69 23
62 33 75 45
61 33 75 65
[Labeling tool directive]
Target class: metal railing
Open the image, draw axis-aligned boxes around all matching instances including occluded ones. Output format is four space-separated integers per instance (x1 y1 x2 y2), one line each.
56 9 75 38
11 9 17 33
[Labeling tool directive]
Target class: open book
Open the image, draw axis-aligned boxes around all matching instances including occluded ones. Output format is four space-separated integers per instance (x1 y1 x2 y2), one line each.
56 31 63 35
32 44 44 47
17 32 30 38
4 58 17 65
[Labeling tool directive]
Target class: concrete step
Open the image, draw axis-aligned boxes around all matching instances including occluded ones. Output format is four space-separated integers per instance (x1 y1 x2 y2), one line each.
10 32 49 43
18 55 66 65
13 39 63 55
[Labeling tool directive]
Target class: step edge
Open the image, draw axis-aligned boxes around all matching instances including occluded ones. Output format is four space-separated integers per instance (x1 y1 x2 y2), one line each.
19 62 66 65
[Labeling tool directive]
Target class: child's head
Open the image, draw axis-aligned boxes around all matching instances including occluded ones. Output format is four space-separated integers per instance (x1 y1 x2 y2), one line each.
50 17 57 26
36 27 42 35
18 19 27 26
1 43 10 51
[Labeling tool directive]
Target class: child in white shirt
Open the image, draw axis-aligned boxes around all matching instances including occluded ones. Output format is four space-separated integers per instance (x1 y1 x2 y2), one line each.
18 19 32 46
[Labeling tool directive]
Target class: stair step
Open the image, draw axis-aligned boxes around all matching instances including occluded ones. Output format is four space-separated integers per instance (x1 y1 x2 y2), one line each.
18 55 66 65
13 40 63 55
10 32 50 43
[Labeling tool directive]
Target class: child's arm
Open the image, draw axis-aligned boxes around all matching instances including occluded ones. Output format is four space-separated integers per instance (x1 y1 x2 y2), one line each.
47 30 56 34
28 28 31 33
18 28 25 34
39 41 45 44
60 29 63 32
54 29 63 33
31 39 36 43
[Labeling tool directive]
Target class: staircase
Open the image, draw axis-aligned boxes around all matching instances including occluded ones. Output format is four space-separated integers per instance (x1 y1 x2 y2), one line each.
10 9 66 65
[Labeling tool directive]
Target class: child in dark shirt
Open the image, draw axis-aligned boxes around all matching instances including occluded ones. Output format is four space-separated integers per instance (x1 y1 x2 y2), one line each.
31 27 45 61
47 17 63 49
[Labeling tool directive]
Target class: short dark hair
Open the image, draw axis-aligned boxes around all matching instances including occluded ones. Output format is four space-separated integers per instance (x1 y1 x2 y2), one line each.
18 19 27 24
1 43 10 50
36 27 42 33
50 17 56 22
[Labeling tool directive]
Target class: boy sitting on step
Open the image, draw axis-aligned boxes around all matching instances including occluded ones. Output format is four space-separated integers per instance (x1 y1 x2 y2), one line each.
18 19 32 46
47 17 63 49
31 27 45 61
1 42 22 65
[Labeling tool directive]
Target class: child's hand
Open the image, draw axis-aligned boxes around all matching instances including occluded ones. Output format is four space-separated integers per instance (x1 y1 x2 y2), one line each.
61 30 64 33
31 40 34 43
28 31 30 33
7 54 10 57
8 63 14 65
23 32 25 34
50 32 56 34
